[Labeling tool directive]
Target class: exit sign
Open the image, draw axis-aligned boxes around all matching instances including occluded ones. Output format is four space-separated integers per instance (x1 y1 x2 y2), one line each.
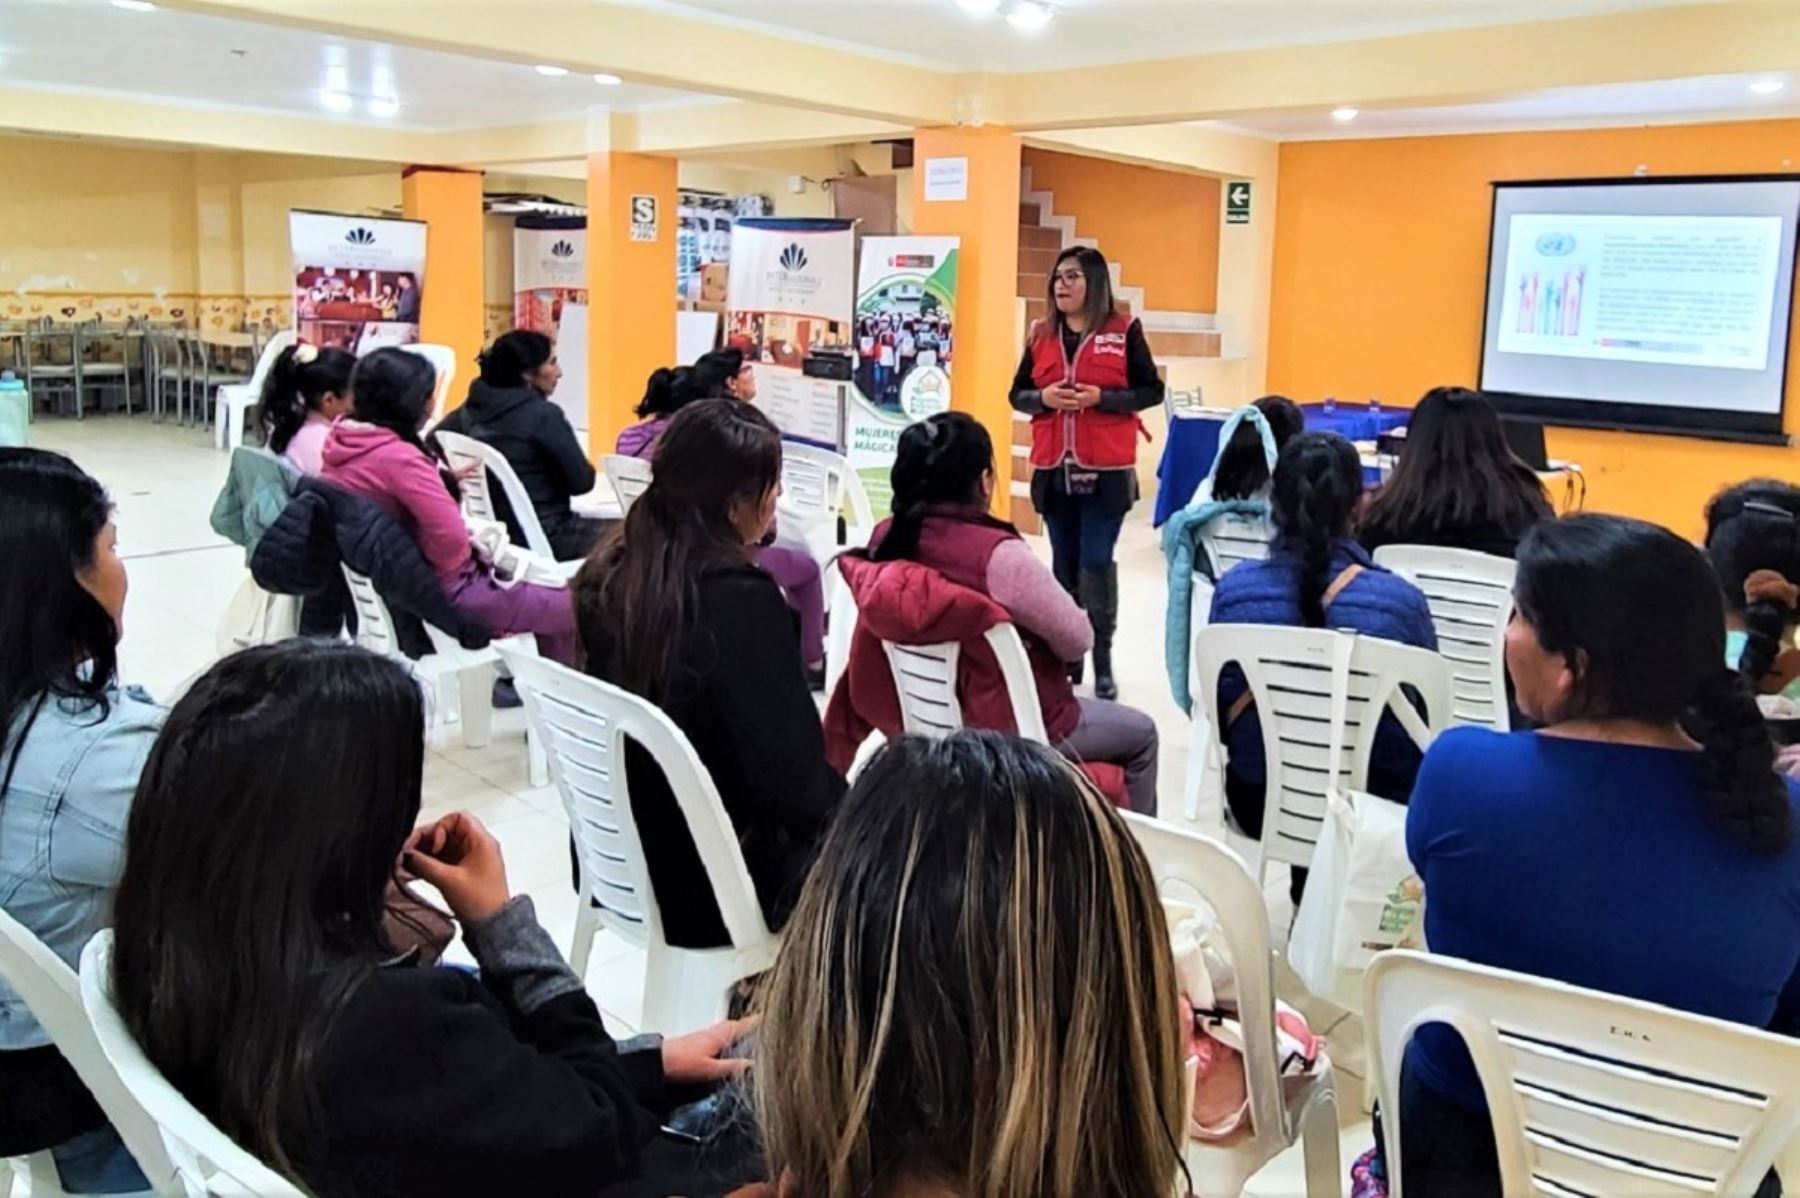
1226 181 1252 224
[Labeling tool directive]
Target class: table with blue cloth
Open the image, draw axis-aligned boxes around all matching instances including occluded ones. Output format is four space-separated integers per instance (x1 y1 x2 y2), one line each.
1153 402 1409 527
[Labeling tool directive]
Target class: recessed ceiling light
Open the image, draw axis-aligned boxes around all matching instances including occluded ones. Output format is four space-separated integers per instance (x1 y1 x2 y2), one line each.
1750 78 1786 96
317 89 354 114
111 0 156 12
956 0 1003 14
534 64 569 77
367 97 401 118
593 72 622 86
1006 1 1052 31
1332 106 1360 122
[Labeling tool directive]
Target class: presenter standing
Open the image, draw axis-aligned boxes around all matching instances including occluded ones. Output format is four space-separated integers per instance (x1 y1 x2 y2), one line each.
1010 246 1164 700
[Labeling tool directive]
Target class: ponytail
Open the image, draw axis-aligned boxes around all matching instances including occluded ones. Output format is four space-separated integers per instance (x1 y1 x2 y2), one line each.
1271 432 1363 628
1703 482 1800 694
1685 668 1794 853
872 412 1005 563
636 366 694 418
261 343 354 455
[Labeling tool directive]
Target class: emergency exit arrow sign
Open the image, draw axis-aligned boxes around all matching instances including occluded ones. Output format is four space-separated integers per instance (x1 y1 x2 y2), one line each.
1226 182 1252 224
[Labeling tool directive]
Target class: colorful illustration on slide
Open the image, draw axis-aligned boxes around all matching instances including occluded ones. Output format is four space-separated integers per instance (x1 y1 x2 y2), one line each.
1514 266 1586 337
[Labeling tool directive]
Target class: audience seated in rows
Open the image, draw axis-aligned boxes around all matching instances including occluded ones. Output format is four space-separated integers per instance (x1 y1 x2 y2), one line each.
1705 479 1800 704
0 449 153 1194
1357 386 1552 559
825 411 1160 812
260 342 355 478
110 641 754 1197
320 347 578 663
435 329 605 560
1391 513 1800 1196
573 400 845 950
746 732 1188 1198
1211 431 1437 901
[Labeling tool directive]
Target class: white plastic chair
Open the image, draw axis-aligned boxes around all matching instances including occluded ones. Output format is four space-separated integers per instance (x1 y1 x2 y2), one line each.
77 933 303 1198
403 343 458 427
494 645 777 1035
1193 625 1451 886
881 623 1049 744
1124 815 1341 1198
1366 949 1800 1198
213 329 295 452
1373 545 1517 731
437 429 581 566
0 910 175 1197
778 442 878 563
601 455 653 517
821 559 858 702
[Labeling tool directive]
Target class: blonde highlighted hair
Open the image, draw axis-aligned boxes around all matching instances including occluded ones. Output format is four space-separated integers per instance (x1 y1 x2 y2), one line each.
754 733 1188 1198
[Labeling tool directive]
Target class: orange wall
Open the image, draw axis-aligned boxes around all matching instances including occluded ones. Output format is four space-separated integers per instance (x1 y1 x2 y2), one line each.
1022 147 1220 314
1268 118 1800 539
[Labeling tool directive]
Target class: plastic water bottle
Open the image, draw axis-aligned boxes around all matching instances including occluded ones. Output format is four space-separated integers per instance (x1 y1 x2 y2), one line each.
1323 394 1337 415
1369 394 1382 417
0 370 28 448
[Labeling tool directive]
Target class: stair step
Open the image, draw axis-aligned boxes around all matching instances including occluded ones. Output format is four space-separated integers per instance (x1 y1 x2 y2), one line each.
1018 202 1041 224
1024 297 1048 325
1019 244 1061 274
1017 271 1047 299
1145 329 1222 357
1020 225 1062 251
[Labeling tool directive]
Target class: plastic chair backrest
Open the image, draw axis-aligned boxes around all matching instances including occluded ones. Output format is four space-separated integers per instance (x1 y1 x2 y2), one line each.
243 329 297 397
0 912 177 1189
342 567 402 659
879 624 1048 744
78 934 304 1197
601 455 653 516
822 559 857 700
1372 545 1516 731
1194 626 1449 870
1197 510 1276 582
437 430 556 558
1366 950 1800 1198
401 343 458 424
494 645 773 955
780 442 876 544
1123 815 1291 1150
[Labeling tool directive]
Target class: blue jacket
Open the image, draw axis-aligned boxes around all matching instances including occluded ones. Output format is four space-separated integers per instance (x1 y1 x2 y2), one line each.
1209 540 1437 801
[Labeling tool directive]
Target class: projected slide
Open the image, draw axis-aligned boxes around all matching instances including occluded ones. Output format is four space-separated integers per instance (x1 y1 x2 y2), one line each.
1496 212 1784 372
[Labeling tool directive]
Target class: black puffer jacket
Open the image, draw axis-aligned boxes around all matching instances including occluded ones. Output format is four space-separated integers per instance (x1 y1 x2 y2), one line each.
434 382 595 546
252 477 490 652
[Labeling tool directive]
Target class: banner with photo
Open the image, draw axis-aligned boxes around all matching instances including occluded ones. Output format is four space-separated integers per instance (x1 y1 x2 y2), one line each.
725 218 855 448
290 210 427 354
514 215 591 432
848 236 959 509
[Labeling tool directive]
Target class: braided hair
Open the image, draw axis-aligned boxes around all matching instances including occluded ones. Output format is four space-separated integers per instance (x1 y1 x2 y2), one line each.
1704 480 1800 693
1270 432 1364 627
871 412 1011 562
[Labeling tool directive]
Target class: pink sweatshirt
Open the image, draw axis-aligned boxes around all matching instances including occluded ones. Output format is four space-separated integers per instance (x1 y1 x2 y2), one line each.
282 412 334 477
320 419 472 581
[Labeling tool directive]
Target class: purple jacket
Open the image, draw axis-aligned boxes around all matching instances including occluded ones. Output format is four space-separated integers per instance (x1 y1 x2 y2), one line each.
321 420 472 581
615 418 670 461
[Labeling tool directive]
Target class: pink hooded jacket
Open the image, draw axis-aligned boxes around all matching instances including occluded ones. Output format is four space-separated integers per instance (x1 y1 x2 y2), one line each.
320 419 472 581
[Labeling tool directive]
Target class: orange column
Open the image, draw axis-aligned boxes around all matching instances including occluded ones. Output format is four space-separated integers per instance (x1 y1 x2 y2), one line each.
587 151 677 454
401 166 485 407
911 125 1022 516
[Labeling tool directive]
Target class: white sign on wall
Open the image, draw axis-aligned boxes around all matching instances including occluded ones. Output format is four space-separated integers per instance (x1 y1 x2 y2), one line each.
630 194 659 242
922 157 969 203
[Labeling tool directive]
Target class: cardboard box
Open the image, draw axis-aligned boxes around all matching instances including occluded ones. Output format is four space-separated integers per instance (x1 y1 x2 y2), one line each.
700 263 729 304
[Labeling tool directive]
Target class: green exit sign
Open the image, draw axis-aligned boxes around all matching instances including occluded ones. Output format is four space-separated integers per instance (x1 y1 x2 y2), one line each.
1226 181 1252 224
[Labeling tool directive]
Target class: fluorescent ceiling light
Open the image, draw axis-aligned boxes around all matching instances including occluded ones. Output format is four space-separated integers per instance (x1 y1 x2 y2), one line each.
1750 78 1786 96
956 0 1003 14
317 89 354 114
111 0 157 11
367 97 401 118
593 72 622 86
1007 1 1052 31
534 64 569 77
1331 106 1360 122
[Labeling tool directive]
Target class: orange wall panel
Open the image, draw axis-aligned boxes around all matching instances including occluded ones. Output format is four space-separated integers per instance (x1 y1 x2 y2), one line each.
1022 147 1220 314
1268 119 1800 538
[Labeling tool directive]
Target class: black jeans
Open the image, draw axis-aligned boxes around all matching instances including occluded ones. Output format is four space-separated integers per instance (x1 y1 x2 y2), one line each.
1225 771 1308 905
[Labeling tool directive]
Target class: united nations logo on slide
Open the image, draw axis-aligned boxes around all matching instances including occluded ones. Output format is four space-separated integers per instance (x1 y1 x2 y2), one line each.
551 240 575 258
1535 231 1577 256
345 227 376 246
779 243 809 272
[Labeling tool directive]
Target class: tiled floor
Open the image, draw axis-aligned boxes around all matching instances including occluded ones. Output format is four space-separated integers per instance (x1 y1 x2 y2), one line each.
33 413 1373 1196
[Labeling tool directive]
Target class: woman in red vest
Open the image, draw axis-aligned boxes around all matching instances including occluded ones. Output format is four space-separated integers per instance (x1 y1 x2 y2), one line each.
1009 246 1164 700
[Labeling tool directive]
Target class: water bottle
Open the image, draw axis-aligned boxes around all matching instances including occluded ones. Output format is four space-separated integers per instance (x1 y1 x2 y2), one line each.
1323 394 1337 415
0 370 28 448
1369 394 1382 417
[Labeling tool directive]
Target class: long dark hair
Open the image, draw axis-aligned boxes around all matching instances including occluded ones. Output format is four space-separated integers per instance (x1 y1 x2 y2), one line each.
693 348 746 399
0 449 118 799
1359 387 1549 545
635 365 699 418
1038 246 1116 342
1212 395 1304 502
478 329 553 390
1271 431 1364 627
260 344 354 455
574 399 783 704
1516 515 1792 853
1704 479 1800 692
872 412 1012 562
349 347 437 451
112 641 426 1178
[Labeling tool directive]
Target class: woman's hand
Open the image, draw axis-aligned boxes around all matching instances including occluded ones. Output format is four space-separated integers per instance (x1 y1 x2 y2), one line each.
1777 743 1800 782
1043 385 1081 411
662 1015 759 1085
1072 384 1103 409
403 812 511 924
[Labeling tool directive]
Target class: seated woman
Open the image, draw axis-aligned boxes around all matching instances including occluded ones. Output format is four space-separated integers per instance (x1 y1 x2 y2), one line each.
112 641 753 1198
826 411 1160 813
261 342 354 476
1704 480 1800 704
1357 386 1551 558
615 351 827 686
321 347 577 663
1393 515 1800 1196
573 400 845 950
0 449 157 1195
436 329 603 560
1210 431 1436 900
748 732 1187 1198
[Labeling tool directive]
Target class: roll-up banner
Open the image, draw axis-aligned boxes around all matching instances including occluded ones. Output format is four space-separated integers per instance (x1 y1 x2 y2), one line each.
514 215 591 432
849 236 959 510
725 218 855 448
290 210 427 354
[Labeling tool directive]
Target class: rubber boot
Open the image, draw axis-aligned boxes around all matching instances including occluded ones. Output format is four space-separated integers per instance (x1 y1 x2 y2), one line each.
1080 565 1119 700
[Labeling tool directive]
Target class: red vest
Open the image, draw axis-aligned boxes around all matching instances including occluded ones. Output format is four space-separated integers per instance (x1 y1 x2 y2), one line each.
1026 312 1141 470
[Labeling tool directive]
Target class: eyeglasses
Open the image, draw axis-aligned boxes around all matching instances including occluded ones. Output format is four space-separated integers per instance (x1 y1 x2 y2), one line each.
1053 270 1085 285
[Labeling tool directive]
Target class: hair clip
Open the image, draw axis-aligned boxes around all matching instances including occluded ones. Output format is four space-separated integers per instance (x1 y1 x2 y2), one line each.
292 342 319 366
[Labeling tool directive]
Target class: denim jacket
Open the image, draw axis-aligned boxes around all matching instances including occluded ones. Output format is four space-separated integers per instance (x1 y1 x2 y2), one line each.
0 684 162 1049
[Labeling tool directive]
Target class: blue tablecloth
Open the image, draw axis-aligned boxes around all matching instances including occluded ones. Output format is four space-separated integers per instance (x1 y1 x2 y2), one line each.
1300 403 1409 443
